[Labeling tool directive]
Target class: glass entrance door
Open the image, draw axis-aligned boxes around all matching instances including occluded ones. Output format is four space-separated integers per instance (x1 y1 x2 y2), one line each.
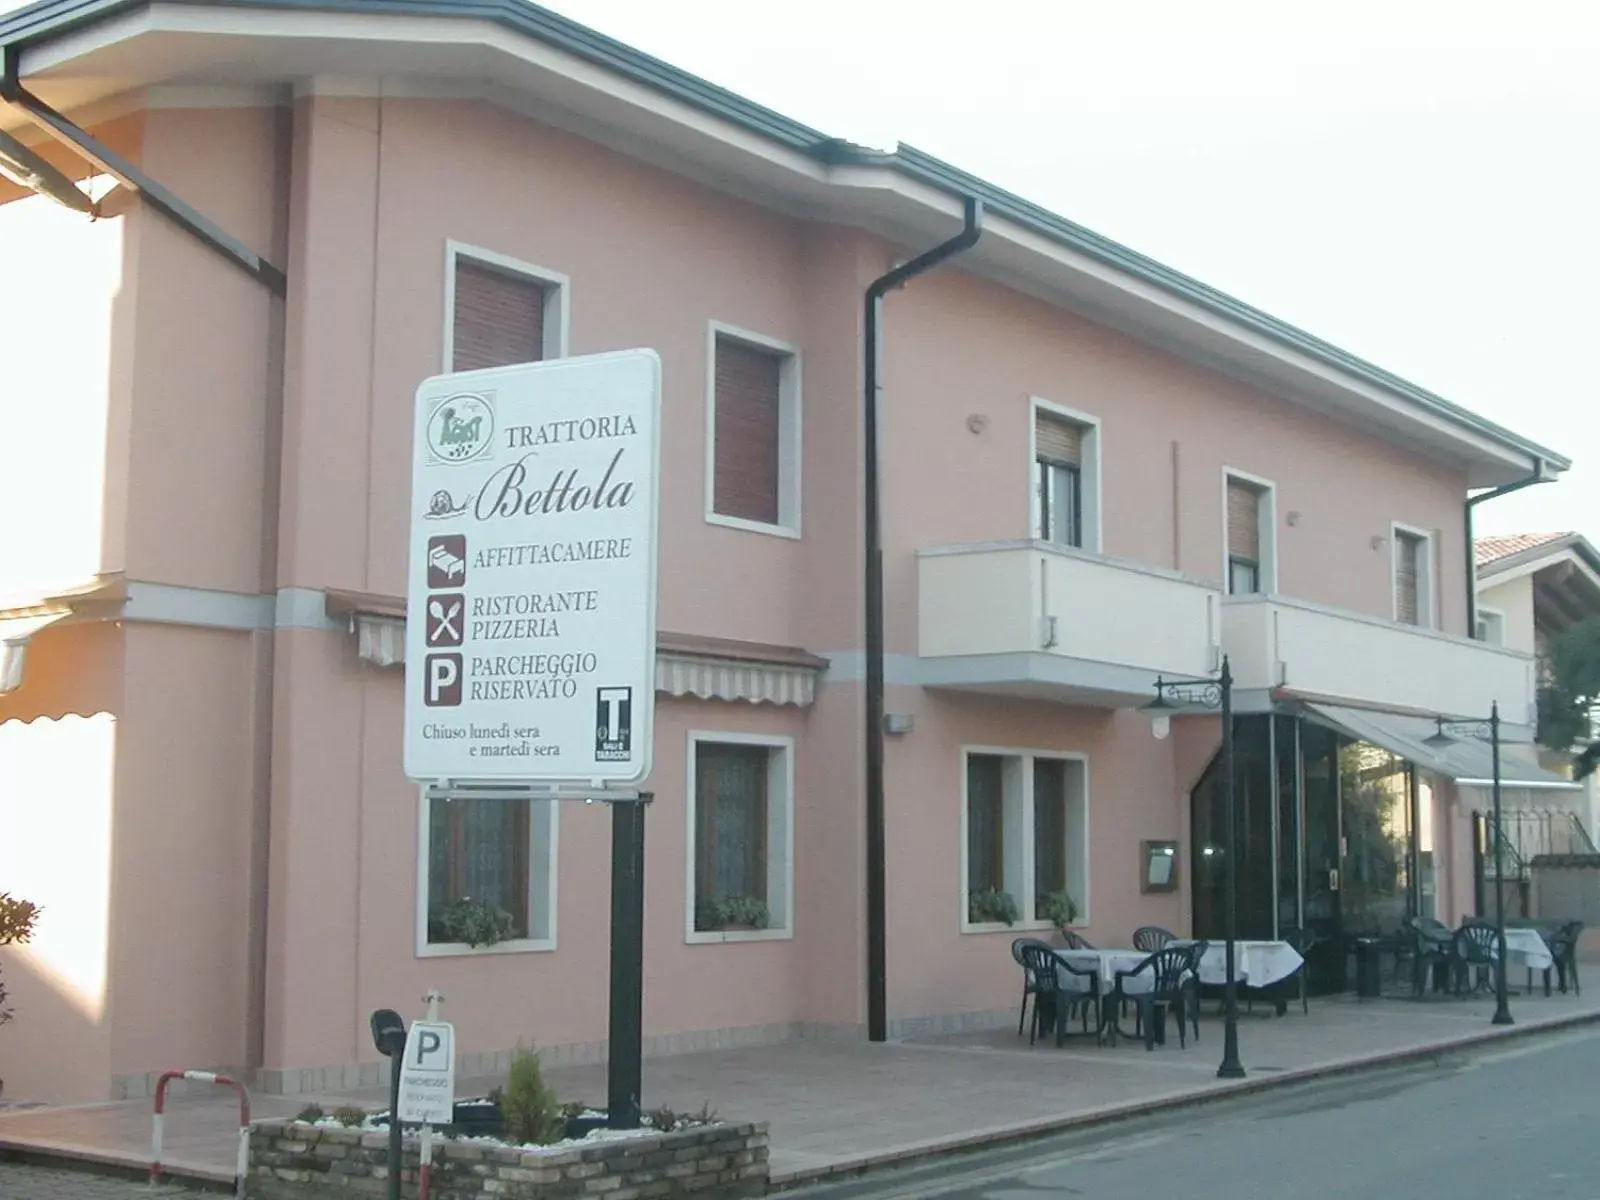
1300 722 1345 993
1338 743 1415 938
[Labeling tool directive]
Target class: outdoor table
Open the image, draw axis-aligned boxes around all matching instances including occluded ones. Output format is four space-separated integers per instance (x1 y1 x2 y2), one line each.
1168 939 1304 989
1497 926 1555 975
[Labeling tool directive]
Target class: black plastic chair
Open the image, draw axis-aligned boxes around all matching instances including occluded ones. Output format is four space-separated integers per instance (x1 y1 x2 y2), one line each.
1059 929 1095 950
1453 923 1497 995
1178 940 1208 1041
1404 916 1453 996
1133 925 1175 952
1537 921 1584 996
1012 937 1046 1036
1112 945 1195 1050
1272 926 1318 1015
1019 943 1100 1046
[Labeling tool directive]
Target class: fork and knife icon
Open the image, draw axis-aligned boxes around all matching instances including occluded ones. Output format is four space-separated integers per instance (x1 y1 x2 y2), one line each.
427 596 463 647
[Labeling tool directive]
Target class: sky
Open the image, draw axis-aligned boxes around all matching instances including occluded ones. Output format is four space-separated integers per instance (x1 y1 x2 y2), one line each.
4 0 1596 539
525 0 1600 542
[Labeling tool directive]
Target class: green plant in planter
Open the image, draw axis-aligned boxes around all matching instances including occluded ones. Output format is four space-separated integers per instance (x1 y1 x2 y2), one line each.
967 888 1019 926
694 894 771 932
432 897 516 948
1038 890 1079 929
500 1044 563 1145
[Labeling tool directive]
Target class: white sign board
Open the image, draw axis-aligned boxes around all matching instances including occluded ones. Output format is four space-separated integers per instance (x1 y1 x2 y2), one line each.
396 1020 456 1125
403 350 661 785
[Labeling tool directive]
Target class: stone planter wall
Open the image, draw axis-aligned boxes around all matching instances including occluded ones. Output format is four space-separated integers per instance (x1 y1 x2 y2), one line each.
249 1119 769 1199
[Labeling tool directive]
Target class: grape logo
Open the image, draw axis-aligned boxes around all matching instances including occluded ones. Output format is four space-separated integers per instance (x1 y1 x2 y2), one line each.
425 392 495 465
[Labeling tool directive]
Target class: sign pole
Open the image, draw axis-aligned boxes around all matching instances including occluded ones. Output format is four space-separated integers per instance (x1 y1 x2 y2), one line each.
607 794 650 1129
385 1058 403 1200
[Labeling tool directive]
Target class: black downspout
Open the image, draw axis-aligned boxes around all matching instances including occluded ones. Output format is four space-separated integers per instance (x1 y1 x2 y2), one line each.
864 197 982 1043
1464 459 1546 638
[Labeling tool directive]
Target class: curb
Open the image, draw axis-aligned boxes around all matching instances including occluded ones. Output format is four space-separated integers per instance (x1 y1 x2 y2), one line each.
769 1007 1600 1192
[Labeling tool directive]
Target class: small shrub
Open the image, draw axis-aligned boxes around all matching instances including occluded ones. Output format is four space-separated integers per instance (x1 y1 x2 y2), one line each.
646 1104 679 1133
500 1045 562 1145
0 893 41 1028
693 894 770 932
1038 890 1078 928
332 1105 366 1128
295 1103 326 1123
967 888 1019 926
431 898 516 948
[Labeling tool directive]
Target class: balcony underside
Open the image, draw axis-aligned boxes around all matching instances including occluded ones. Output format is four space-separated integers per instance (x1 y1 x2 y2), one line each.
916 652 1176 709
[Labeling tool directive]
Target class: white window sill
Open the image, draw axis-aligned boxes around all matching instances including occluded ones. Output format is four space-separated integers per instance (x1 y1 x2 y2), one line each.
705 512 801 541
685 927 794 945
417 938 556 958
960 918 1069 936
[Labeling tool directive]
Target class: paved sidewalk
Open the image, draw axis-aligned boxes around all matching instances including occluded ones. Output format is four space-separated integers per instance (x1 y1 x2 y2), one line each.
0 1161 199 1198
2 987 1597 1190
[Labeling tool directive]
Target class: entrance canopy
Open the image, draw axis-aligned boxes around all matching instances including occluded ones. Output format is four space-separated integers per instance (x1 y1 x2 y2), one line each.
1301 702 1580 790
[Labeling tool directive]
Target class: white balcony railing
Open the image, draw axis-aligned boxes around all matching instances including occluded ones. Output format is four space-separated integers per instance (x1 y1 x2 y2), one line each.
1221 594 1537 725
917 541 1221 700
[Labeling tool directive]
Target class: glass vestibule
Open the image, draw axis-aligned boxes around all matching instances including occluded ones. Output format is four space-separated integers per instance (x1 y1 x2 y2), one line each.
1189 713 1432 995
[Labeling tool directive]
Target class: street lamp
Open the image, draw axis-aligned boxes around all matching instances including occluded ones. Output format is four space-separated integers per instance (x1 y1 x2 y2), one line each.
1141 656 1245 1079
1423 702 1513 1026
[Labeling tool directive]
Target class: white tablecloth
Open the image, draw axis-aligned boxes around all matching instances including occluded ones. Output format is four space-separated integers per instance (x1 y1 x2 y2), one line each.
1497 927 1555 973
1170 939 1305 988
1054 941 1303 996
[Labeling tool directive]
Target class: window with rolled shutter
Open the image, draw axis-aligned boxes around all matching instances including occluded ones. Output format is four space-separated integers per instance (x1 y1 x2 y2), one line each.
1395 532 1421 625
452 259 546 372
1226 479 1262 594
713 336 783 525
1034 412 1083 546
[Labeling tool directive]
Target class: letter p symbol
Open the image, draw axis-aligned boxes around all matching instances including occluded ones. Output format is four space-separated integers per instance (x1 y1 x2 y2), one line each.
416 1030 442 1066
425 654 463 707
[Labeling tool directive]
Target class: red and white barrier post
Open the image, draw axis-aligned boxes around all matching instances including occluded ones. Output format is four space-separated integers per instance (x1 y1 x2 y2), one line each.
151 1069 252 1198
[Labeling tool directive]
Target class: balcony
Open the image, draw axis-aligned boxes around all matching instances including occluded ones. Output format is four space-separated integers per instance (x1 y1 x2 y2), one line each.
1221 595 1537 727
917 541 1221 706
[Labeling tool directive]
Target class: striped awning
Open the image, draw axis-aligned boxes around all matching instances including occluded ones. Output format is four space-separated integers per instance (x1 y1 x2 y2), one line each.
324 593 827 707
0 611 71 694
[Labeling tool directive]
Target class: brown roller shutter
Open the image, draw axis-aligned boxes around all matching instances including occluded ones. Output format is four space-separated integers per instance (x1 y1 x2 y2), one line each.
1396 533 1420 624
1227 480 1260 561
452 259 545 372
713 336 782 525
1035 412 1081 464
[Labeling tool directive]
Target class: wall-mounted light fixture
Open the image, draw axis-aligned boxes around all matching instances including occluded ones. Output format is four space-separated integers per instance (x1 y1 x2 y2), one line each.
966 413 989 434
883 713 915 735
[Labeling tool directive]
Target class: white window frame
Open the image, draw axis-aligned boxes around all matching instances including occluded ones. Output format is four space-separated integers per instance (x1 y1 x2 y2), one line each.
959 745 1092 934
1028 397 1103 553
1475 604 1506 646
1221 468 1278 594
684 730 796 944
1390 521 1437 629
704 320 803 539
414 788 560 958
441 239 571 372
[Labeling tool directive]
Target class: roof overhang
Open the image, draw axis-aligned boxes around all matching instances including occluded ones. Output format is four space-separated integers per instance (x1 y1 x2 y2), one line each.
0 0 1571 487
1477 536 1600 634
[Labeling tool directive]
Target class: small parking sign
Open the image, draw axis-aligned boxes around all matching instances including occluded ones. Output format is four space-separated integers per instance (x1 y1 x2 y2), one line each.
397 1020 456 1125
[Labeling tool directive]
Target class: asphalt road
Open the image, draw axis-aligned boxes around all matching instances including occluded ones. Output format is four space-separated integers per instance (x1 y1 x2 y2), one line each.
784 1027 1600 1200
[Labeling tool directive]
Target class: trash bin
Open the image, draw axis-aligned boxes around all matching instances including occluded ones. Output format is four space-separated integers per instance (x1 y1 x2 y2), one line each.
1353 937 1382 999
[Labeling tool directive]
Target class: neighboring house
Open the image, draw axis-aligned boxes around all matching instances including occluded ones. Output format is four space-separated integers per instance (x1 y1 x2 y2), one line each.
1476 532 1600 840
0 0 1578 1103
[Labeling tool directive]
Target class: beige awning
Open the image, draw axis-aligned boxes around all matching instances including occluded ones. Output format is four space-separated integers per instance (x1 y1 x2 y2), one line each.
1301 701 1580 790
324 593 828 706
0 611 71 694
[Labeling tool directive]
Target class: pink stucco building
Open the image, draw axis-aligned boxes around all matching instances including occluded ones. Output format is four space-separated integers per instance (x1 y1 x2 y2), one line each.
0 0 1579 1104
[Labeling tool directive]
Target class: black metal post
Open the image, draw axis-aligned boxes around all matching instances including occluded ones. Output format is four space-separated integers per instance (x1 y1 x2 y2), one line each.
386 1054 403 1200
1489 706 1513 1025
607 794 649 1127
863 197 982 1042
1218 655 1246 1079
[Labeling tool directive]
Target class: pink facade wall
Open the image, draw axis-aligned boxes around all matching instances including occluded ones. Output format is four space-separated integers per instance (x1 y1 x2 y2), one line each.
0 83 1495 1099
882 268 1473 642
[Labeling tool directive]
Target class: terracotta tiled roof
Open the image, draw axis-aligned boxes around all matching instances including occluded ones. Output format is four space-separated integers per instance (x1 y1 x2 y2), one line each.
1474 532 1570 567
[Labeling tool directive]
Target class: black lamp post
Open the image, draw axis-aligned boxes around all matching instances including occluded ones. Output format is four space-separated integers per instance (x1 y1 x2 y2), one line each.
1142 656 1245 1079
1423 703 1513 1026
